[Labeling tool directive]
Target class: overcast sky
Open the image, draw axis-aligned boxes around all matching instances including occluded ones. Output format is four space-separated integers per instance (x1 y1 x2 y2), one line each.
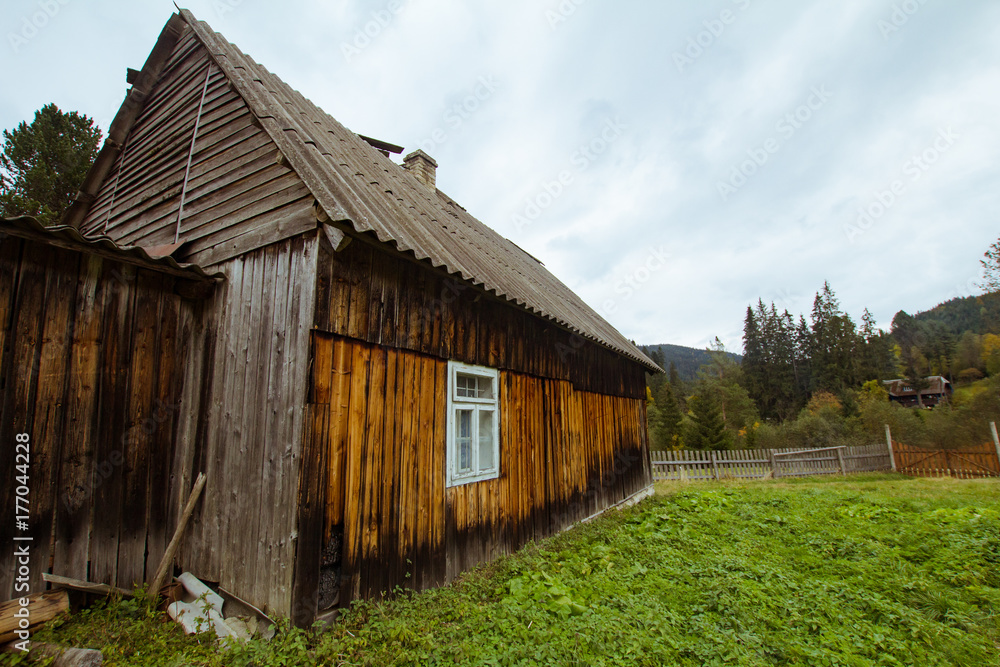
3 0 998 351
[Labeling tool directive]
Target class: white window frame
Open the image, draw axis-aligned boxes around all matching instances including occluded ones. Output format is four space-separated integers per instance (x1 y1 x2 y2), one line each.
446 361 500 487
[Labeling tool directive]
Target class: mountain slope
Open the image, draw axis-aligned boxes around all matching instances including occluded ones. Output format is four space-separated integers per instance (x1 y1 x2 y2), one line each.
640 343 742 381
907 292 1000 335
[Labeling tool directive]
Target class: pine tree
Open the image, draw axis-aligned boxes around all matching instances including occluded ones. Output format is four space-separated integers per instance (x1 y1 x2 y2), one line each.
0 104 101 225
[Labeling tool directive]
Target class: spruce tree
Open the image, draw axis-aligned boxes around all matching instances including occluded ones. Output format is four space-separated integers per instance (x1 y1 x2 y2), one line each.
809 282 860 393
651 381 683 449
742 305 765 402
685 392 729 451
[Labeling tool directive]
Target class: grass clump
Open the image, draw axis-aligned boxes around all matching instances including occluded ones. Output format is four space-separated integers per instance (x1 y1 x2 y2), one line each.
10 476 999 666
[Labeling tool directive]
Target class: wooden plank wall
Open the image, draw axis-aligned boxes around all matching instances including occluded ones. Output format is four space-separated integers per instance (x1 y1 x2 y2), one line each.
0 236 197 599
77 27 315 269
314 239 648 400
173 233 318 617
307 333 651 604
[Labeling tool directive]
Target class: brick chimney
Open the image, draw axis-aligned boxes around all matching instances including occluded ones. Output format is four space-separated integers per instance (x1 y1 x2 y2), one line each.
402 149 437 190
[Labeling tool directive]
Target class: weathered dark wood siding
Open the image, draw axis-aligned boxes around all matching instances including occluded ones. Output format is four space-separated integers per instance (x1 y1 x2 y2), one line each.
77 26 315 269
0 236 199 599
306 332 651 605
172 233 318 617
314 238 648 400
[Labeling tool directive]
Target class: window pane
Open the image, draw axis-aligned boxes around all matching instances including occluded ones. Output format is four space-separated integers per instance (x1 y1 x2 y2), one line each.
477 376 494 399
457 409 473 472
456 374 474 398
478 409 494 471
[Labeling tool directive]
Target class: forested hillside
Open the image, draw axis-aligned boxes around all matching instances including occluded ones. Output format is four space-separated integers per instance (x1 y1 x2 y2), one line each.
639 343 741 381
911 291 1000 335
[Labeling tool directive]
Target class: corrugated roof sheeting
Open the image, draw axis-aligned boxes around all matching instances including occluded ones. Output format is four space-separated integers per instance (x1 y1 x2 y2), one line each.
179 10 659 373
0 215 224 281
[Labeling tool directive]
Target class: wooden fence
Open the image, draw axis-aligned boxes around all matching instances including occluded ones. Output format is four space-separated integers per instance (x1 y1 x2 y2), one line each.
650 443 892 482
892 441 1000 479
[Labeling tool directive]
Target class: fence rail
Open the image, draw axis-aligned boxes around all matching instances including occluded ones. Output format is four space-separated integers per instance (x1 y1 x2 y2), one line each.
650 443 891 482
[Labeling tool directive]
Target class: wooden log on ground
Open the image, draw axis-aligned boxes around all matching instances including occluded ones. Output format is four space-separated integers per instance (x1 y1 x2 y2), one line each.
42 574 131 598
2 641 103 665
0 589 69 644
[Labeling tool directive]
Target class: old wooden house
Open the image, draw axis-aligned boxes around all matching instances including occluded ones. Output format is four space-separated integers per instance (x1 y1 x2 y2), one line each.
883 376 953 408
0 10 658 624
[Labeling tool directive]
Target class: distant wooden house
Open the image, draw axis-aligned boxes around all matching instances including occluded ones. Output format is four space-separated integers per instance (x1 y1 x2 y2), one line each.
883 376 953 408
0 10 658 624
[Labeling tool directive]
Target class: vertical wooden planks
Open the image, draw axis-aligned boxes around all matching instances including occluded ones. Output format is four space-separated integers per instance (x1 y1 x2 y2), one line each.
362 346 388 597
89 259 138 589
274 234 318 611
52 254 103 580
192 256 244 579
25 246 78 593
144 277 182 584
410 354 432 590
345 245 372 342
377 348 401 594
325 336 353 535
429 358 448 587
290 329 334 625
395 350 416 585
116 269 162 589
0 240 45 597
341 342 371 602
216 247 258 595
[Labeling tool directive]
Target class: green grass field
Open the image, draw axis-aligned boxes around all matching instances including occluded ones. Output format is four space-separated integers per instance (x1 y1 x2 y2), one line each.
13 474 1000 666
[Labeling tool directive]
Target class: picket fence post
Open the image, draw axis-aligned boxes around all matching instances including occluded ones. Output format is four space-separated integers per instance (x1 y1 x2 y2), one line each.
990 422 1000 469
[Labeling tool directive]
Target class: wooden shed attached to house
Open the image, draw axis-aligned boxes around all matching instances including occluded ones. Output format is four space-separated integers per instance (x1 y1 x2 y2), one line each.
0 10 659 625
